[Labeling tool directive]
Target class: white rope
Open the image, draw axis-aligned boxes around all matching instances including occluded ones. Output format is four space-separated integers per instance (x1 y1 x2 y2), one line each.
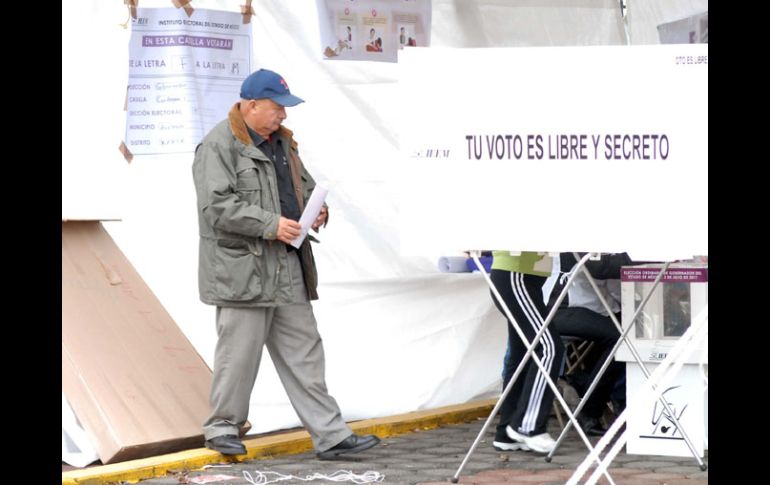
242 469 385 485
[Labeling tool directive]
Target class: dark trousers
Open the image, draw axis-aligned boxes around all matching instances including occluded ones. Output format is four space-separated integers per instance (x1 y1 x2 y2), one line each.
551 307 625 418
491 270 564 437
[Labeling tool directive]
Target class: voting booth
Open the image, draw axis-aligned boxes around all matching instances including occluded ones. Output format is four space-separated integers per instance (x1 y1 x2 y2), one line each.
397 44 708 482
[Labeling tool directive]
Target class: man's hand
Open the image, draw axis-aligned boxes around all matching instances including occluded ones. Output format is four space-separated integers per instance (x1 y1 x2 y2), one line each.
312 206 328 232
276 217 301 244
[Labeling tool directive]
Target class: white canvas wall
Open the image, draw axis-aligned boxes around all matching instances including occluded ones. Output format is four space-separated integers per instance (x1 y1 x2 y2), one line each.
63 0 706 451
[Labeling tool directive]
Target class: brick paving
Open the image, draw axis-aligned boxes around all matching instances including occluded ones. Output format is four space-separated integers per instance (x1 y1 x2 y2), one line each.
134 418 708 485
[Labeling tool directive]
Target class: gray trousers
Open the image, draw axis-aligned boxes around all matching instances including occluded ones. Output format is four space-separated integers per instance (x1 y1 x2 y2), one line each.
203 251 352 452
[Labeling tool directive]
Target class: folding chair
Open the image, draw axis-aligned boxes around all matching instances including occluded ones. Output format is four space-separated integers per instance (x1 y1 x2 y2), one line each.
563 336 595 376
552 336 595 428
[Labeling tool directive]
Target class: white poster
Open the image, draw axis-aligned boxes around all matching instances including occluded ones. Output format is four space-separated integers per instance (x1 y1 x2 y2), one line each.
626 363 706 457
125 8 252 155
317 0 431 63
398 45 708 261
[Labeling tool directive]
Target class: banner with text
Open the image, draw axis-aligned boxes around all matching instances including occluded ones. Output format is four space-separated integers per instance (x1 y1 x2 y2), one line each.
317 0 431 63
398 45 708 261
126 8 252 155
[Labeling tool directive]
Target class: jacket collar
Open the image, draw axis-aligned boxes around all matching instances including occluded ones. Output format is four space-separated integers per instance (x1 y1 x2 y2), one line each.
228 102 253 146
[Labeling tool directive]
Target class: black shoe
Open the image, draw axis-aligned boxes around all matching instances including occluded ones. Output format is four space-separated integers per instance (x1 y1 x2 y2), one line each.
317 433 381 460
577 416 607 437
205 434 247 455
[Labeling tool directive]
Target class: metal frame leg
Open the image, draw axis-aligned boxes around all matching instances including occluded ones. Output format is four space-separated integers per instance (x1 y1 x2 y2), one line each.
452 252 615 484
547 257 707 470
567 307 708 484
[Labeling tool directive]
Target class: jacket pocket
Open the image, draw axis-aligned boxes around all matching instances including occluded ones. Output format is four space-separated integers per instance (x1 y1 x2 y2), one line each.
213 242 262 301
236 167 261 205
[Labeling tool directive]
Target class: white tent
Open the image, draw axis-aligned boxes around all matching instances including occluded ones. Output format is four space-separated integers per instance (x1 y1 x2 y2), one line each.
62 0 707 464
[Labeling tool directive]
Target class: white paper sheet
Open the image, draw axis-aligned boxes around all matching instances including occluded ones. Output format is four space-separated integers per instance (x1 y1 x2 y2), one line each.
125 8 252 155
291 186 328 248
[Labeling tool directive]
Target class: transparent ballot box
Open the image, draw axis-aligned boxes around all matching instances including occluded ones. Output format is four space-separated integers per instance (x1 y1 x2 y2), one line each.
617 263 708 363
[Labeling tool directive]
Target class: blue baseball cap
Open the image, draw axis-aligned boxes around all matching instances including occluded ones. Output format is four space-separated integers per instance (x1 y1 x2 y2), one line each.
240 69 304 107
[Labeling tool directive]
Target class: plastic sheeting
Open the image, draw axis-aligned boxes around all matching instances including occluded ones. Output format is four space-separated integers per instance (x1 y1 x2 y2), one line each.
63 0 706 459
628 0 709 45
432 0 625 47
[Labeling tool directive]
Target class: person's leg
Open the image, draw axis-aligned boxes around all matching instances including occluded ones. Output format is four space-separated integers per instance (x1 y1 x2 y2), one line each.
266 252 352 452
502 340 511 381
554 307 623 420
552 307 604 394
507 273 564 437
490 270 531 446
611 362 626 414
203 305 271 440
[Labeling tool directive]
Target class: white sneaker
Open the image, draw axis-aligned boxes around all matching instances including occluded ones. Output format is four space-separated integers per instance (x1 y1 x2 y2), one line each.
506 425 556 453
492 437 530 451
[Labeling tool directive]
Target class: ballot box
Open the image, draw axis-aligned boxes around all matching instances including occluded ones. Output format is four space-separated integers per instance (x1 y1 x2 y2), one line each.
616 263 708 457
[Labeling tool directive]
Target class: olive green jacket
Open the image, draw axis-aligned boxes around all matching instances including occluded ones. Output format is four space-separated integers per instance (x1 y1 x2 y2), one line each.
192 103 321 306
